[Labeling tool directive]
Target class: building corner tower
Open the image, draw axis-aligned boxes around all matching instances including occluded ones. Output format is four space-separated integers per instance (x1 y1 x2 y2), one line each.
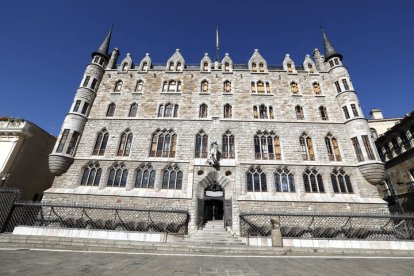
48 29 113 176
322 30 385 186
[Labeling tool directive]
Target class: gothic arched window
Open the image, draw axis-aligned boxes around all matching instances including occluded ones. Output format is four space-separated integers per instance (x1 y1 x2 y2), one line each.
199 104 208 118
176 62 182 71
295 105 304 120
325 134 341 161
117 129 133 156
224 62 230 72
106 103 116 117
287 63 293 73
201 80 209 92
257 81 265 93
259 63 265 72
142 62 148 71
135 163 156 189
224 80 231 93
93 129 109 155
149 129 177 158
168 80 177 92
246 167 267 192
313 82 321 95
203 62 209 71
290 82 299 94
222 130 235 159
251 62 257 72
162 165 183 189
169 62 174 71
274 168 295 192
128 103 138 117
122 63 128 71
135 80 143 92
254 131 281 160
299 133 315 160
114 80 123 92
158 103 178 118
331 169 353 194
81 162 102 186
308 63 314 73
224 104 232 118
195 130 208 158
319 106 329 121
303 169 324 193
107 163 128 187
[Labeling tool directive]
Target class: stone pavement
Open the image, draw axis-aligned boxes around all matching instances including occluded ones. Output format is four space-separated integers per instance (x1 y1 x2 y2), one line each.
0 248 413 276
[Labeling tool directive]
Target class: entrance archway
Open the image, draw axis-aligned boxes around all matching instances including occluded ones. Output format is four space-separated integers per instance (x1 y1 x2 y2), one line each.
203 181 224 222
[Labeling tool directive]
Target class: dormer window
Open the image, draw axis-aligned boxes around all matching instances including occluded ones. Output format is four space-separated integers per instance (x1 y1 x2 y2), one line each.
252 62 257 72
224 62 230 72
203 62 209 71
122 63 128 71
169 62 174 71
259 63 265 72
176 62 182 71
287 63 293 73
142 62 148 71
308 63 314 73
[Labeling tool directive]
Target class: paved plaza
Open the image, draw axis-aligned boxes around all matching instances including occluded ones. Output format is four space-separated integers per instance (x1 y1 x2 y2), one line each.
0 248 413 275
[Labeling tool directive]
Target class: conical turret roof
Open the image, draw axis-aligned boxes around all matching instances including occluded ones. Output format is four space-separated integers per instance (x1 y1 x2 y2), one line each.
322 30 342 61
92 29 112 59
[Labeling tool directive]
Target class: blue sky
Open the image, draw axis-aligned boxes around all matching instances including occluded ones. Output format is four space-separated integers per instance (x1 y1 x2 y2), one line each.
0 0 413 135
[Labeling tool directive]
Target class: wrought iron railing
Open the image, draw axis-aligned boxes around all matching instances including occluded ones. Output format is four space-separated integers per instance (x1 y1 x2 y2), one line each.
240 212 414 240
2 202 190 235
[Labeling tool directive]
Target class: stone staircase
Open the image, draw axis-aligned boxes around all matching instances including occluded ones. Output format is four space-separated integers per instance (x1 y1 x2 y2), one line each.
182 220 245 245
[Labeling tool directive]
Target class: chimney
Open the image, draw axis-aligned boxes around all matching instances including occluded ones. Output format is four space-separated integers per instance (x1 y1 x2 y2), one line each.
370 109 384 119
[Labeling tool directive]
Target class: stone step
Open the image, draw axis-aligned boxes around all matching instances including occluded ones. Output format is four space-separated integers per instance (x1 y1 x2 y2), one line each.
1 234 413 257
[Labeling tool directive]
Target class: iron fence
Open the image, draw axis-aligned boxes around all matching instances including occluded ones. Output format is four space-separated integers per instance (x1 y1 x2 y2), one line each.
240 212 414 240
0 188 20 231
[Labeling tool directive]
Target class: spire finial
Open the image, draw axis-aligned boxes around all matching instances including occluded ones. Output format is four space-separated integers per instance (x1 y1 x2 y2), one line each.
92 25 113 59
321 27 343 62
215 27 220 62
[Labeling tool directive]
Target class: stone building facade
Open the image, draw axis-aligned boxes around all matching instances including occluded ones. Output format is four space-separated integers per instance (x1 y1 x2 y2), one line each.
373 111 414 212
45 30 388 234
0 117 56 201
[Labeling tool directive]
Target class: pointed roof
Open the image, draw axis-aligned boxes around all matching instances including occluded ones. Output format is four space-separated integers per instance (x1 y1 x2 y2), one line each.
322 30 342 61
92 28 112 59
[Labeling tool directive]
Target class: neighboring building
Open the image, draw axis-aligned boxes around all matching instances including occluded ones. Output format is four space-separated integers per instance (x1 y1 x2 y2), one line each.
0 117 56 201
373 111 414 213
368 109 402 139
45 29 388 235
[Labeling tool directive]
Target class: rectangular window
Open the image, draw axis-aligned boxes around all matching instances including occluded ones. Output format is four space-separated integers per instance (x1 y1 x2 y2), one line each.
351 104 359 117
82 76 90 87
329 60 334 67
90 79 98 90
342 106 350 119
73 100 81 112
334 58 339 65
334 81 341 93
351 137 364 162
66 131 80 155
342 79 350 90
56 129 70 153
81 102 89 115
362 135 376 160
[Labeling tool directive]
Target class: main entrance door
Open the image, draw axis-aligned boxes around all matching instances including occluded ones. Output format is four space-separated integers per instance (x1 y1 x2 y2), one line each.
204 199 224 221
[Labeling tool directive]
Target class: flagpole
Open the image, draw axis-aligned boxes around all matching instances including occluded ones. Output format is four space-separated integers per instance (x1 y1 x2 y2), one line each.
215 27 219 62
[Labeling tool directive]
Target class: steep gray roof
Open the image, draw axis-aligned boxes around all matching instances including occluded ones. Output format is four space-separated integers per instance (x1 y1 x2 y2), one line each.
92 29 112 58
322 31 343 61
